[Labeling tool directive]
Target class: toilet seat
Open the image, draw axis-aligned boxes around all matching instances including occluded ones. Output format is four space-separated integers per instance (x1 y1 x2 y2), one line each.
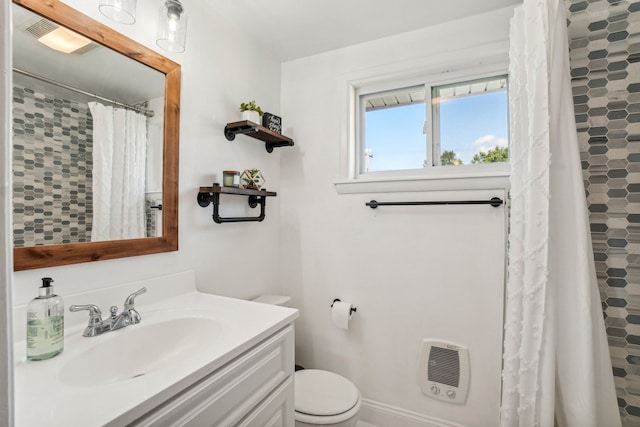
295 369 361 424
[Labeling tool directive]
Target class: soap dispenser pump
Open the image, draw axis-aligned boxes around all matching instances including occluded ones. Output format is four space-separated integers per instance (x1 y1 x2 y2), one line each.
26 277 64 361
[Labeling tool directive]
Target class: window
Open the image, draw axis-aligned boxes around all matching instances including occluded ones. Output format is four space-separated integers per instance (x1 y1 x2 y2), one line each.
359 75 509 175
361 86 426 172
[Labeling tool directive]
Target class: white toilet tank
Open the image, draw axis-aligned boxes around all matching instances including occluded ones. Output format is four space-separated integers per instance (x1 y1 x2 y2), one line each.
252 295 291 307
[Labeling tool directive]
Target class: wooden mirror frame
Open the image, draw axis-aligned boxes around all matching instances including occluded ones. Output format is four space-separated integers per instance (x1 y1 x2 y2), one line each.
13 0 180 271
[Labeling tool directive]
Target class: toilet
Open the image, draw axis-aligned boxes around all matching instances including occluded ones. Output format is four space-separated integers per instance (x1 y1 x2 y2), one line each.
252 295 362 426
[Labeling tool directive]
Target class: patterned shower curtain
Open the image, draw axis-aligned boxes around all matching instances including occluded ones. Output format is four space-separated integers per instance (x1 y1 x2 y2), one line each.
88 102 147 241
500 0 620 426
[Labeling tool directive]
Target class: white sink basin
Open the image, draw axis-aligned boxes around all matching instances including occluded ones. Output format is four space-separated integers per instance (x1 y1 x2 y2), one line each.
58 317 218 387
14 277 299 427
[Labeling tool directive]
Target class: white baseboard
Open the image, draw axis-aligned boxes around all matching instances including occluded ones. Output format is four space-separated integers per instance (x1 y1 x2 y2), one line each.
359 398 467 427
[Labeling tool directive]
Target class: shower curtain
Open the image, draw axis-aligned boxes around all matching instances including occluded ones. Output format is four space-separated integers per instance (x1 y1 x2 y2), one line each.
500 1 620 426
88 102 147 241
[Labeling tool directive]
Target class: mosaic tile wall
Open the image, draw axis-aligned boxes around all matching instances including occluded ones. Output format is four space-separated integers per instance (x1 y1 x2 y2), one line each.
12 85 94 247
145 199 159 238
567 0 640 424
13 85 158 245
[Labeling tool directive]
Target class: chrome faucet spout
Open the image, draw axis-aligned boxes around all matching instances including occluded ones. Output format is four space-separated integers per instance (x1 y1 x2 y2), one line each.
69 288 147 337
110 305 130 330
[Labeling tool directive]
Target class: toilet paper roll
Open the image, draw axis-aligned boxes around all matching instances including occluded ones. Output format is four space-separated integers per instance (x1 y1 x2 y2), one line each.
331 301 354 330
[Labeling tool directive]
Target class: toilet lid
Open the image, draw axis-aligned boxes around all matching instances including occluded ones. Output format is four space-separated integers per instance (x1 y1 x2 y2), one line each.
295 369 360 416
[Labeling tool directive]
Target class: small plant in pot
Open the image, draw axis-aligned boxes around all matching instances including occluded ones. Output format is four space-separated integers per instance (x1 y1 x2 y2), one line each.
240 168 265 190
239 100 263 124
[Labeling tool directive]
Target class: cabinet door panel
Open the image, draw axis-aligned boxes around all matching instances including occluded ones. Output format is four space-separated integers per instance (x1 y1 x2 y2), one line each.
131 326 294 427
238 377 294 427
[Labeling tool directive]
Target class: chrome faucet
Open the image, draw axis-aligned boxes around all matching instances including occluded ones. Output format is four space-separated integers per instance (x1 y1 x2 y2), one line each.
70 287 147 337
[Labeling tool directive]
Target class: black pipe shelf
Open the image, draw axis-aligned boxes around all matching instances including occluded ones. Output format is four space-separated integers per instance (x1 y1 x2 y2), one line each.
224 120 294 153
197 185 277 224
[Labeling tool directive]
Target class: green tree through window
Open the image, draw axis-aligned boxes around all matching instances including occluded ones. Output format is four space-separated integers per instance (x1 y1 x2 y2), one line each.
440 150 463 166
470 146 509 164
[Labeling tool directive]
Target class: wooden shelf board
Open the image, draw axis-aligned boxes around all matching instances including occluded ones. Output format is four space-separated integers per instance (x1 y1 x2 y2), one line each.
225 121 294 146
199 185 277 197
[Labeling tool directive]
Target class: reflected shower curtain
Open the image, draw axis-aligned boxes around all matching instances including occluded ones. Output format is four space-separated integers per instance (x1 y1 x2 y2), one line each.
89 102 147 241
501 1 620 426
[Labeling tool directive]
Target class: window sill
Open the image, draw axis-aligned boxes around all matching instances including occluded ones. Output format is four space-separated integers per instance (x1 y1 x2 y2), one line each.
334 167 510 194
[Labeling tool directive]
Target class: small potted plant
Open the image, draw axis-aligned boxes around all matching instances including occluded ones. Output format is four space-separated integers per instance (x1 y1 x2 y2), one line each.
240 168 265 190
239 100 263 124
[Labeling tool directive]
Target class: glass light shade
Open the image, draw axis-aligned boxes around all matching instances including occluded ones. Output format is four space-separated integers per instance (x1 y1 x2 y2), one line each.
99 0 137 24
156 0 187 53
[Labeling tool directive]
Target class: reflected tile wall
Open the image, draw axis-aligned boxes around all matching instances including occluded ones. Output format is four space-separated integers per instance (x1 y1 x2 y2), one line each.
12 85 158 246
12 85 93 247
568 0 640 424
145 199 158 238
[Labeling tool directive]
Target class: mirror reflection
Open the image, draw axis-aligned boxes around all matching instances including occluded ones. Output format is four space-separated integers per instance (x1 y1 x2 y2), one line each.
12 3 165 248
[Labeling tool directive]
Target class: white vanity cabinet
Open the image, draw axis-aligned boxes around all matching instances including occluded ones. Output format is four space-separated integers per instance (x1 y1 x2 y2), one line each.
128 325 295 427
14 274 299 427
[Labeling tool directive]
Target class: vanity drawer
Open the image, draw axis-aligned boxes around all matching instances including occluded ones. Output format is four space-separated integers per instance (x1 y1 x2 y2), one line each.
130 325 294 427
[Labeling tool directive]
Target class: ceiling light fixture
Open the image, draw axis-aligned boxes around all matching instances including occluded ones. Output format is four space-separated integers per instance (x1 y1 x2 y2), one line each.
37 27 93 54
98 0 137 25
156 0 187 53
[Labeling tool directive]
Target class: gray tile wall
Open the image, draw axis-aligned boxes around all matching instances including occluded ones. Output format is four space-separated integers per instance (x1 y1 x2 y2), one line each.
12 85 94 247
568 0 640 424
145 199 158 238
13 85 158 246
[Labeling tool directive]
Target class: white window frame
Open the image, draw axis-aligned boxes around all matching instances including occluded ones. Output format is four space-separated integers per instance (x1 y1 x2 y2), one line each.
336 59 510 194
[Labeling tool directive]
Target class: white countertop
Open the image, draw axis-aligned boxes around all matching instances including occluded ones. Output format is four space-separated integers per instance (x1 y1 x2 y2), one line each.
13 275 298 427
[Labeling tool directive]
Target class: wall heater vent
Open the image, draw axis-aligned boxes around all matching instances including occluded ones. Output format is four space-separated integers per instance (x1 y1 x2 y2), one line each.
419 339 470 404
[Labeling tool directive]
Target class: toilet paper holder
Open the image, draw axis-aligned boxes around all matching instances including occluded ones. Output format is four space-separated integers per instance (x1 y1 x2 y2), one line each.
331 299 357 314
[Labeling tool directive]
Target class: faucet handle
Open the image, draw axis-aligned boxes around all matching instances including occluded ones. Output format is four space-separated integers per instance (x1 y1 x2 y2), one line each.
123 287 147 325
70 304 105 336
69 304 103 325
124 287 147 309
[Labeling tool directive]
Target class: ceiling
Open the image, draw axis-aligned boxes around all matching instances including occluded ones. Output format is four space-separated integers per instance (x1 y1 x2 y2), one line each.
10 0 523 106
12 3 165 106
211 0 523 61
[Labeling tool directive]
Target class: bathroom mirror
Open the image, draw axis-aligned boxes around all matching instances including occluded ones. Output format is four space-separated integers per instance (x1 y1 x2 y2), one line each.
12 0 180 271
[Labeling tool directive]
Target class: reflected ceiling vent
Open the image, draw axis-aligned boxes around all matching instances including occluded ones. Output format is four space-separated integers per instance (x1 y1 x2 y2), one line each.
25 18 58 38
24 18 99 55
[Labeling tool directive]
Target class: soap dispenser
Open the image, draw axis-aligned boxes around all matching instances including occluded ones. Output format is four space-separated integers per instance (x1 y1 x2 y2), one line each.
26 277 64 361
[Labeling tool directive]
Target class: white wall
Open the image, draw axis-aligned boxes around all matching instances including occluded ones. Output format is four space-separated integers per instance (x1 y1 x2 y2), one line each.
7 2 516 425
279 7 514 426
12 0 285 308
1 0 14 424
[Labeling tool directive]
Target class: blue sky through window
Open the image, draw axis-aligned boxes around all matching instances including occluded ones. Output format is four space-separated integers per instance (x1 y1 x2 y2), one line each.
440 91 508 164
365 103 425 171
365 90 508 171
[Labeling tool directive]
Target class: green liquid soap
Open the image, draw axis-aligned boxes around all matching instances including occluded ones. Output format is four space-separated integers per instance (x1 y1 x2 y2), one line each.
26 277 64 361
26 315 64 361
